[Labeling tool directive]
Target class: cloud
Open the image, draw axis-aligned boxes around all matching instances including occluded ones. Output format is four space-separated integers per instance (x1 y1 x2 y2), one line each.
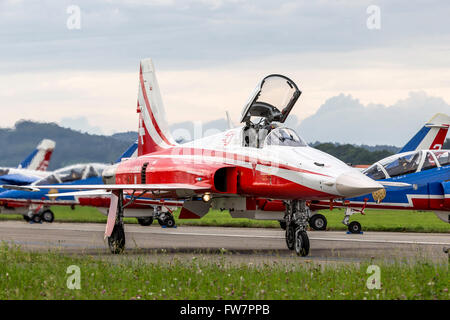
59 116 103 135
1 0 450 72
1 0 450 143
298 91 450 146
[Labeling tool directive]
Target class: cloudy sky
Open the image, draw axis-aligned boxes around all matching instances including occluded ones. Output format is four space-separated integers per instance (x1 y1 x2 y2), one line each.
1 0 450 145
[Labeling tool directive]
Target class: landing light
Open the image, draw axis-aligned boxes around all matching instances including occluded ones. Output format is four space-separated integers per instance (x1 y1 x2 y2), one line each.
202 193 212 202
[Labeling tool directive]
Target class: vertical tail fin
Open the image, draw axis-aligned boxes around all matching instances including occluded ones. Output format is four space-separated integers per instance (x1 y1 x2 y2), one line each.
399 113 450 153
137 58 176 156
18 139 55 171
115 140 138 163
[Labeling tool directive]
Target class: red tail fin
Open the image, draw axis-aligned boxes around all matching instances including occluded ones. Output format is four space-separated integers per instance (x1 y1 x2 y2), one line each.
137 58 176 155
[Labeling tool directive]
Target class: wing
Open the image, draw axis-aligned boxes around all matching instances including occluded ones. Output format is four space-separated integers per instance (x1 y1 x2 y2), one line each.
1 183 210 197
0 174 40 186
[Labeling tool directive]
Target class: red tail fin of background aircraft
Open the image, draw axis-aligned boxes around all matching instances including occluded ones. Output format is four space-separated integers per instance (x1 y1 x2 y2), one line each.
137 58 176 156
18 139 55 171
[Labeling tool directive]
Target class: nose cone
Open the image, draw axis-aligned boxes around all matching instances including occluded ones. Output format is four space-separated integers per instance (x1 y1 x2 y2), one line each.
336 171 384 197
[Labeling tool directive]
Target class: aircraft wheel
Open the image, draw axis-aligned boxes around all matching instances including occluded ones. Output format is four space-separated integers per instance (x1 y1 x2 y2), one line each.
279 220 286 230
159 212 176 228
348 221 362 234
294 229 310 257
137 217 153 226
32 214 42 223
309 214 327 231
108 224 125 254
23 215 31 222
42 210 54 223
285 224 296 250
165 216 176 228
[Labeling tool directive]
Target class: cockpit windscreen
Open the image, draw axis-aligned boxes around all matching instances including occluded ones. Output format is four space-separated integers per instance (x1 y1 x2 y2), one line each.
380 152 421 178
265 127 307 147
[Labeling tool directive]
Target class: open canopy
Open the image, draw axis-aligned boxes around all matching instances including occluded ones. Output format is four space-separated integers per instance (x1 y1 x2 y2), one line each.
240 74 301 124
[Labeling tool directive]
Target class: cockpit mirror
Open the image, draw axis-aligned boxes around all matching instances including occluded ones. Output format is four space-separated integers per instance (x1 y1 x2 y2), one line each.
240 74 301 124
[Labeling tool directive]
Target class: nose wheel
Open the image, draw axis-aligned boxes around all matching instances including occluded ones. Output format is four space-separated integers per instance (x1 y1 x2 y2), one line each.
294 229 310 256
343 207 363 234
285 223 296 250
348 221 362 234
284 200 311 256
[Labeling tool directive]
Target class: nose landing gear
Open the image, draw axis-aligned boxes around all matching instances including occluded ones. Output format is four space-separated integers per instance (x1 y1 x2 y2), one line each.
343 207 363 234
284 200 310 256
107 191 126 254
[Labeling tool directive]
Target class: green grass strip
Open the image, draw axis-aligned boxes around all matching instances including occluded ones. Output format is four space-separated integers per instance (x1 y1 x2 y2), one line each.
0 244 448 300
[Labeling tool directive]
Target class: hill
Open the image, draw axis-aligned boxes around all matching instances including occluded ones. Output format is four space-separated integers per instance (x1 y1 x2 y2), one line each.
0 121 132 170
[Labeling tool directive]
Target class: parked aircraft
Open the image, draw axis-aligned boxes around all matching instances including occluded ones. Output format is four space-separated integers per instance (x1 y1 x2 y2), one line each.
9 58 394 257
0 139 55 187
309 148 450 232
0 141 180 224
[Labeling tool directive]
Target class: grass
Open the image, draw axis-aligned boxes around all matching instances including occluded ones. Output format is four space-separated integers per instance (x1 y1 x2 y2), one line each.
0 244 447 300
1 206 449 233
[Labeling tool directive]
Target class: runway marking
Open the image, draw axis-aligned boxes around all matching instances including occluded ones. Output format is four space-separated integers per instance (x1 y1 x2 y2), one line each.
144 230 450 246
1 223 449 246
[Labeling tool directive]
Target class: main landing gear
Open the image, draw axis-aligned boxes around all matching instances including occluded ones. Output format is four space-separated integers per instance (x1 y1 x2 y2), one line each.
108 191 126 254
280 213 327 231
136 209 176 228
284 200 310 256
309 213 327 231
137 217 153 226
154 206 176 228
24 208 55 224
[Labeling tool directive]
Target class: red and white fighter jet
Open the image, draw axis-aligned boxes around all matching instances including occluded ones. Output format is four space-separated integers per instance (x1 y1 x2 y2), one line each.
26 58 385 256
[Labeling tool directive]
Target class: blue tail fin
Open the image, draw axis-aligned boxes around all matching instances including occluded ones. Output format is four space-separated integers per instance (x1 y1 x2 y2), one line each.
399 113 450 153
18 139 56 171
115 140 138 163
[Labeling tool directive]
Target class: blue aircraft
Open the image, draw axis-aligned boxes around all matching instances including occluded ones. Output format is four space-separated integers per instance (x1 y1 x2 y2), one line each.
305 113 450 232
0 141 142 223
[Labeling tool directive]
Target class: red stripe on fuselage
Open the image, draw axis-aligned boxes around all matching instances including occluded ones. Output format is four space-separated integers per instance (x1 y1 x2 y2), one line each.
139 146 331 178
